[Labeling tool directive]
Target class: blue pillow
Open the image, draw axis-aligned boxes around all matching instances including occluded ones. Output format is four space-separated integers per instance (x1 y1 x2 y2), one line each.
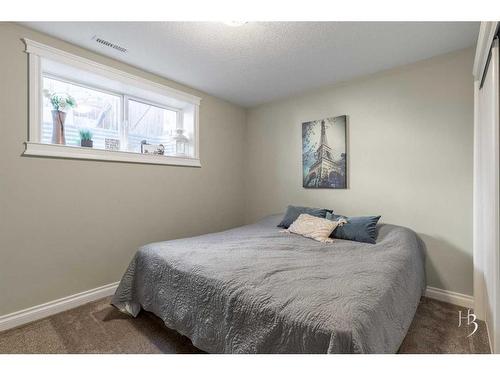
277 205 330 229
326 213 381 244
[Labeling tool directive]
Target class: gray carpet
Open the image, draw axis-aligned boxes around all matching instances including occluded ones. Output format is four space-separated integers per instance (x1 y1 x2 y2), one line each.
0 296 490 354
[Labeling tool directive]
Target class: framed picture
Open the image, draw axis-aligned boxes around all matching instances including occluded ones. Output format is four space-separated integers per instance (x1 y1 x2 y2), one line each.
302 115 347 189
105 138 120 151
141 142 165 155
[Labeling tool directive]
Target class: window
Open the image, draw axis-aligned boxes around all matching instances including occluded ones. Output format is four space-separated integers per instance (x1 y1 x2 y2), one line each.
42 76 121 149
24 39 201 167
126 99 177 154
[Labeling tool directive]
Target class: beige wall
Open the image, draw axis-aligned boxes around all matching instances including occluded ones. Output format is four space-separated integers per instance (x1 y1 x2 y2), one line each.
245 48 475 295
0 23 247 316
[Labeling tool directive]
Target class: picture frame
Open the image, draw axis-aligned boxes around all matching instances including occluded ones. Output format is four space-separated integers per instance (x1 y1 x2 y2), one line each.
302 115 347 189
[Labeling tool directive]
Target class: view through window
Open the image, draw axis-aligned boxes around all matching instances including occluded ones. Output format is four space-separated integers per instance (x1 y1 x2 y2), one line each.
42 76 185 156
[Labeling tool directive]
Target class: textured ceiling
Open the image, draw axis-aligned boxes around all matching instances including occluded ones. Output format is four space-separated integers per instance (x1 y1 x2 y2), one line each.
22 22 479 107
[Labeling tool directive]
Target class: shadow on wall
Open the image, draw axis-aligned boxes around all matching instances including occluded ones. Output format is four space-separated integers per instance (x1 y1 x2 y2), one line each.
418 233 473 296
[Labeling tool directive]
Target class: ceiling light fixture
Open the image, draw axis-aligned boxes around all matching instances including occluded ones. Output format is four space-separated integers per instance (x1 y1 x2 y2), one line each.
223 21 247 27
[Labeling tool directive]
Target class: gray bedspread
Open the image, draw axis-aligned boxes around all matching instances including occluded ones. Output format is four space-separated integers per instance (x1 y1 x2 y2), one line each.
112 215 426 353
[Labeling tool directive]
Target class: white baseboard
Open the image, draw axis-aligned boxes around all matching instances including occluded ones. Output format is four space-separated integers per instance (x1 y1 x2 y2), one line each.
0 282 119 332
424 286 474 308
0 283 474 333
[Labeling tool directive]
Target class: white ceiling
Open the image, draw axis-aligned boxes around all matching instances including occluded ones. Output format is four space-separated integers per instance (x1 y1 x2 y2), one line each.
22 22 479 107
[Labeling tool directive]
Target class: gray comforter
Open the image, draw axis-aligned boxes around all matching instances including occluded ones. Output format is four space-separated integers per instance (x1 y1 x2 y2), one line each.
112 215 426 353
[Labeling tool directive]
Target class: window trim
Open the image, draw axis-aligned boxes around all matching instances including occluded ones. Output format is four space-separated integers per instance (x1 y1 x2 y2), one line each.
23 142 200 167
23 38 201 167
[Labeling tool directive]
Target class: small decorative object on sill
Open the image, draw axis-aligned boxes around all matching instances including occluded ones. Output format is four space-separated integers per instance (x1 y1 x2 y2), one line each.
105 138 120 151
141 140 165 155
79 129 93 148
43 90 77 145
172 128 189 156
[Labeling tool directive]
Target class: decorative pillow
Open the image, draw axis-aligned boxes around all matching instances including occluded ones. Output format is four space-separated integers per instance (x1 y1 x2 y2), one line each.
326 212 381 244
285 214 346 243
277 205 330 229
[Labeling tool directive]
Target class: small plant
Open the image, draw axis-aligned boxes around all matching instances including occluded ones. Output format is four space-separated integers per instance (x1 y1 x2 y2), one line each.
43 89 77 112
79 129 93 148
79 129 93 141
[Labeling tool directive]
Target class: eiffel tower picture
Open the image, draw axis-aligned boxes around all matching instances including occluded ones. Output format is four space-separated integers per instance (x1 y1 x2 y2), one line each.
302 116 347 189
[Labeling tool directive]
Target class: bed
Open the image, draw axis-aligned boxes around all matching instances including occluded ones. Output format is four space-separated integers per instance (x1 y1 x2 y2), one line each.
112 214 426 353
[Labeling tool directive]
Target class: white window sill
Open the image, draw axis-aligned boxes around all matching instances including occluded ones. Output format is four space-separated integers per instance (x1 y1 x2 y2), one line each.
23 142 201 167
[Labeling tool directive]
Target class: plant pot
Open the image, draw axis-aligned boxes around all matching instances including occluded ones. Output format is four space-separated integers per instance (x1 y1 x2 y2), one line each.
51 110 67 145
81 139 93 148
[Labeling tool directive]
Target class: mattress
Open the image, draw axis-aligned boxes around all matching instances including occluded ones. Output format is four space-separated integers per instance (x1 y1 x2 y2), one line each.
112 214 426 353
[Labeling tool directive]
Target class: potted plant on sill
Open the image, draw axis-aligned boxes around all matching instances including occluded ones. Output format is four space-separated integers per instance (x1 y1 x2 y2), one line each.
43 90 77 145
79 129 93 148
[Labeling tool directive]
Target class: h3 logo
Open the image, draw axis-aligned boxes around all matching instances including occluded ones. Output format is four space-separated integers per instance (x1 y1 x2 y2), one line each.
458 309 478 337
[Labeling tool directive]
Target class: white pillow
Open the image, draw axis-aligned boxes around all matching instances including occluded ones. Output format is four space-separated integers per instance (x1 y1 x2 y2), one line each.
284 213 346 243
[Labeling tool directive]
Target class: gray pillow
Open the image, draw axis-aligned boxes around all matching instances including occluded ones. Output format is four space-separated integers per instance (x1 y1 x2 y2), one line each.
326 212 381 244
277 205 330 229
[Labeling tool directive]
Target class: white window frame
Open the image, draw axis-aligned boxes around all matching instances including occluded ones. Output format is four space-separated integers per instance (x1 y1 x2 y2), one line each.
23 38 201 167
